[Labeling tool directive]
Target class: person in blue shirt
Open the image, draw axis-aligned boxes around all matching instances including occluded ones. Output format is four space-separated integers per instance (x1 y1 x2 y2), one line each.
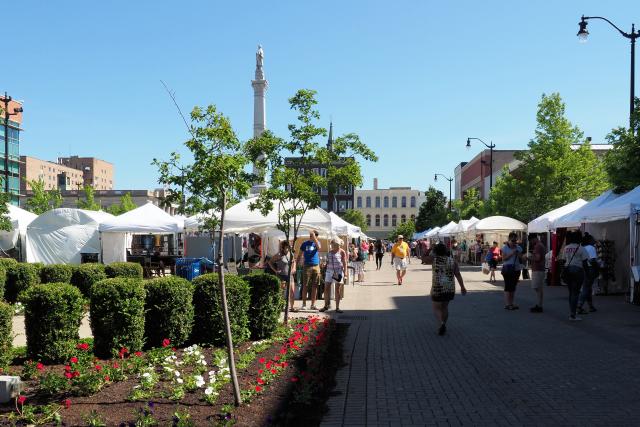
295 230 322 311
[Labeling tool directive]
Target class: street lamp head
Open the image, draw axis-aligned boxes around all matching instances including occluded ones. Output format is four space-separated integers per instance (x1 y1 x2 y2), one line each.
466 138 471 149
577 17 589 42
434 174 438 181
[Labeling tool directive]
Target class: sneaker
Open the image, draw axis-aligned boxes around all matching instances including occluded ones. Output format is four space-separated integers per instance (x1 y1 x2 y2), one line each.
310 305 318 311
301 304 307 311
589 307 597 313
530 305 543 313
438 324 447 336
569 315 582 321
319 306 329 313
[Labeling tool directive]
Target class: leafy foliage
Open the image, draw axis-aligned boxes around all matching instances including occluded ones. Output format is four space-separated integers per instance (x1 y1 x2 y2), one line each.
105 262 143 279
388 219 416 242
106 192 137 216
450 187 484 221
487 93 609 222
244 273 284 339
415 186 449 232
24 178 62 214
70 263 107 298
191 273 250 346
144 276 194 348
0 301 12 367
90 278 146 358
604 98 640 193
5 263 41 303
0 265 6 300
21 283 85 363
77 185 101 211
0 192 11 232
40 264 75 284
341 209 367 232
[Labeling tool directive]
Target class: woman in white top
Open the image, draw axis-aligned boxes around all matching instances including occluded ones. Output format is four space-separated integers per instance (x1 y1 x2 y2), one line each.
578 233 598 314
320 239 348 313
560 230 589 321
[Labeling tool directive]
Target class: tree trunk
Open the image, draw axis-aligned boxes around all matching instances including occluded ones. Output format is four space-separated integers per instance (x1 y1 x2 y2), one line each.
217 192 242 406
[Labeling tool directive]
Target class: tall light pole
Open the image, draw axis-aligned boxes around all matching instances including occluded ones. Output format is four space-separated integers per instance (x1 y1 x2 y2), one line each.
467 137 496 193
2 92 23 196
577 15 639 130
434 173 453 212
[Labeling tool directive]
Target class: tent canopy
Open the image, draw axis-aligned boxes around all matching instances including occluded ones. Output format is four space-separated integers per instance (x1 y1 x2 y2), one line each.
471 216 527 232
0 204 38 252
425 227 441 238
222 197 333 235
413 229 432 240
99 202 183 234
528 199 587 233
438 221 458 236
453 217 479 234
184 210 219 231
578 185 640 224
552 190 621 229
328 212 362 237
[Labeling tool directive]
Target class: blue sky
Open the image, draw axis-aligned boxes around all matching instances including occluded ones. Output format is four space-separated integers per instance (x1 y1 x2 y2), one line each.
4 0 637 196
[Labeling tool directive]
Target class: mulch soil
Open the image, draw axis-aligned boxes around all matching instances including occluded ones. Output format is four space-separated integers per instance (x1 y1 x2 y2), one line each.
0 320 347 426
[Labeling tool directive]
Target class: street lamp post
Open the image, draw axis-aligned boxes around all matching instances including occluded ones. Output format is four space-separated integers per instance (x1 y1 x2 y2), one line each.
434 173 453 212
2 92 23 196
466 137 496 192
577 15 639 130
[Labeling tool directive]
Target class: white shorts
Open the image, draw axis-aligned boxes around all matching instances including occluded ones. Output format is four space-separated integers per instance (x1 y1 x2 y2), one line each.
324 269 343 284
531 271 545 289
393 258 408 271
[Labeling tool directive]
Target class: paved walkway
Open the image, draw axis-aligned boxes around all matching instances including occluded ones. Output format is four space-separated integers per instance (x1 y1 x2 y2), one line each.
321 258 640 426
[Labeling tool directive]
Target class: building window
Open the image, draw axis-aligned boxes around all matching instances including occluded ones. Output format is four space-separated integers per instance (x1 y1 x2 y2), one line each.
401 214 406 223
375 196 381 208
366 197 371 208
384 196 389 208
410 196 416 208
375 215 380 227
392 215 397 227
321 200 328 210
357 196 362 208
383 214 389 227
366 214 371 226
401 196 407 208
347 200 353 209
392 197 397 208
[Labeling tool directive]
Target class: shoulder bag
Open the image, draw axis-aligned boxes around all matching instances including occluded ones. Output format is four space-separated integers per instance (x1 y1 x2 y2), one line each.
560 246 578 283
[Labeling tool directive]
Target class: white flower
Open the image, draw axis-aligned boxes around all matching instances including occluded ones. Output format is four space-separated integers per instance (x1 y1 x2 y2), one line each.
164 366 174 372
200 360 207 366
205 387 214 395
195 375 205 388
208 371 215 376
174 371 181 377
142 372 151 378
176 378 183 384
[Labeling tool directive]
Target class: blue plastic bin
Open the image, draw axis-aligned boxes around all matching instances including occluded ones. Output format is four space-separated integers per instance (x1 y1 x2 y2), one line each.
176 258 203 281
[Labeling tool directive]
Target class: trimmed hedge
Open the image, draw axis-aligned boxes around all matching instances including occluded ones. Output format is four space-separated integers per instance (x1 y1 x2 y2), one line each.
0 258 18 269
0 301 12 368
245 273 284 339
20 283 85 364
71 263 107 298
105 262 143 279
144 277 194 349
90 278 146 358
191 273 250 346
40 264 75 284
0 266 6 301
5 263 41 303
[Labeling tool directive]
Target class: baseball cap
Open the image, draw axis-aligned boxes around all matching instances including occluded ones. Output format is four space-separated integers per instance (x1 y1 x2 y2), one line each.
398 235 404 239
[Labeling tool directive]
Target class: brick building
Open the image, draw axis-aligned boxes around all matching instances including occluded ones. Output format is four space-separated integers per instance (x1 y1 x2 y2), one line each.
58 156 114 190
20 155 114 193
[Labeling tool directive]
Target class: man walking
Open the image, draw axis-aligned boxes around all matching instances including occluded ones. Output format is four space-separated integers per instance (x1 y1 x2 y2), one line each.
528 234 546 313
296 230 321 311
391 235 410 285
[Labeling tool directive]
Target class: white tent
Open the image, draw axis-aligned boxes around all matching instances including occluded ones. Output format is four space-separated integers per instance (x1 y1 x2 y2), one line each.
99 203 184 264
552 190 621 229
471 216 527 233
453 217 480 234
184 211 218 232
413 229 431 240
0 204 38 254
438 221 458 236
577 186 640 224
425 227 441 238
328 212 362 237
222 197 333 235
26 209 114 265
527 199 587 233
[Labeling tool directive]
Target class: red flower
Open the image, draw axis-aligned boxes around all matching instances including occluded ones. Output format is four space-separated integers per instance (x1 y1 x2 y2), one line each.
162 338 171 347
112 362 119 369
257 378 265 385
104 375 110 381
36 362 44 371
266 362 272 369
255 385 262 392
64 365 72 372
17 396 26 405
73 371 80 378
258 369 264 375
274 356 280 361
63 399 71 409
280 348 287 355
64 372 73 379
290 376 299 382
303 325 310 332
134 351 143 357
76 343 89 351
259 357 266 364
95 365 102 372
271 369 277 374
119 347 128 357
70 357 78 364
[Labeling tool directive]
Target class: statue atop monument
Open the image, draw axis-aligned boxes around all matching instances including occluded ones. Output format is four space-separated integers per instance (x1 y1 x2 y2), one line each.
256 45 264 69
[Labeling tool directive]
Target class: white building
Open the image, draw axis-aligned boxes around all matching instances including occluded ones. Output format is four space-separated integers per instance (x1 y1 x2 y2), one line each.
355 178 426 239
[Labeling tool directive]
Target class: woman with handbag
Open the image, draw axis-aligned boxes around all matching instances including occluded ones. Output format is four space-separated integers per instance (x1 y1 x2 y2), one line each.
320 239 348 313
268 241 297 313
578 233 599 314
501 232 524 310
560 230 589 321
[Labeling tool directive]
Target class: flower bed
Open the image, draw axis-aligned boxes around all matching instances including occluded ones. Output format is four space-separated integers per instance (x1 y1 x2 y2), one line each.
0 316 344 426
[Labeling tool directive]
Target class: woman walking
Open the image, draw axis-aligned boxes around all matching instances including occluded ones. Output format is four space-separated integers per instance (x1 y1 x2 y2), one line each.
375 239 385 270
487 241 500 283
425 243 467 335
320 239 348 313
268 241 297 313
561 230 589 321
502 232 524 310
349 243 365 283
368 241 375 261
578 233 599 314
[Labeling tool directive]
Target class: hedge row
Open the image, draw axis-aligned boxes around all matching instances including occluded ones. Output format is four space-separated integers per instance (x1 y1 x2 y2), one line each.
0 301 12 368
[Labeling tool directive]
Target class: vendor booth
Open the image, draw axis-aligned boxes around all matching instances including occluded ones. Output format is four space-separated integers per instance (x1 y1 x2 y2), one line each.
26 208 114 264
469 216 527 264
0 204 38 260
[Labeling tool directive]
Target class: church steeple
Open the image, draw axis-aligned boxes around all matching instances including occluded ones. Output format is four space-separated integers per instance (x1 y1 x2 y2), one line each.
327 121 334 151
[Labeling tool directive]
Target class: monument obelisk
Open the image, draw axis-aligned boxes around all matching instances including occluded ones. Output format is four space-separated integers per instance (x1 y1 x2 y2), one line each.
250 45 268 195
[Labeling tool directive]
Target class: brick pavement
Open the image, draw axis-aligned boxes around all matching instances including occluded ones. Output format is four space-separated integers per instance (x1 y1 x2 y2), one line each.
320 258 640 426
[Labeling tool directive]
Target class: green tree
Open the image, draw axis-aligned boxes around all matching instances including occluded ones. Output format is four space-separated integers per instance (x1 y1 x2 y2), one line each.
247 89 376 322
451 187 484 221
154 104 253 406
487 93 609 222
604 98 640 193
0 192 11 232
341 209 367 232
77 185 101 211
107 192 137 215
24 179 62 214
388 219 416 242
415 186 448 232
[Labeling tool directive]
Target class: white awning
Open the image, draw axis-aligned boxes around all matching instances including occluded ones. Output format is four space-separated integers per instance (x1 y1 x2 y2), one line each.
552 191 621 229
527 199 587 233
99 202 183 234
470 216 527 232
